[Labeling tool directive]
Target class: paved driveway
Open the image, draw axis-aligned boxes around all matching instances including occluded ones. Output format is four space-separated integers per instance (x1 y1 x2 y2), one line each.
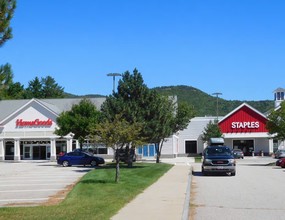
190 157 284 220
0 161 92 207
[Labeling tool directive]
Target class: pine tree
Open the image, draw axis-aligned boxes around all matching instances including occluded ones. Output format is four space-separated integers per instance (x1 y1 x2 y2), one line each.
0 0 16 47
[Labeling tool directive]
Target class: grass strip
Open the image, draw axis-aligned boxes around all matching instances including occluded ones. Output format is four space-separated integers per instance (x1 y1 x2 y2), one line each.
0 162 172 220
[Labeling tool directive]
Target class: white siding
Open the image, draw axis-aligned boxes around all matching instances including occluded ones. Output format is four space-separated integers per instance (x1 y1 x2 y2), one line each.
178 117 217 154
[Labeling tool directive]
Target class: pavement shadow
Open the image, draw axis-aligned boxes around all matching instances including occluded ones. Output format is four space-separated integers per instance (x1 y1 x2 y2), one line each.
238 163 276 167
192 170 233 177
80 179 114 184
192 170 203 176
96 163 147 170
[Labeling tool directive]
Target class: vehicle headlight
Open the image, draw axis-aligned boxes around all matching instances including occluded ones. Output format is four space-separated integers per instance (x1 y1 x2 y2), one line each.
204 159 212 164
229 159 236 164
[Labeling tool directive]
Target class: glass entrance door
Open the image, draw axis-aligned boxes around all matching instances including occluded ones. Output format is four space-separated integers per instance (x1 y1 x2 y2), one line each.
23 143 50 160
46 146 50 159
233 140 254 156
24 146 32 159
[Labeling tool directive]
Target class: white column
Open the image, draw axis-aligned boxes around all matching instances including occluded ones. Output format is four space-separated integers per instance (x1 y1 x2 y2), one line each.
66 138 73 152
268 139 273 154
0 139 4 161
172 135 179 156
14 138 21 161
50 138 56 161
203 142 207 149
75 140 80 149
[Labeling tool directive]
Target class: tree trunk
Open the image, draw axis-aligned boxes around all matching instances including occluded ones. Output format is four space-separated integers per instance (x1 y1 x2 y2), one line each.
155 143 160 163
155 141 165 163
127 146 134 168
115 149 120 183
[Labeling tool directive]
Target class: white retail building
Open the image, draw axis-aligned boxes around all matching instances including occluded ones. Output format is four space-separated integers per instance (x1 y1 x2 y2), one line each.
0 88 284 161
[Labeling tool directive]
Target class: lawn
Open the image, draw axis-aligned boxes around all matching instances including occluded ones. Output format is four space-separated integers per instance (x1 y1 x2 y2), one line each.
0 162 172 220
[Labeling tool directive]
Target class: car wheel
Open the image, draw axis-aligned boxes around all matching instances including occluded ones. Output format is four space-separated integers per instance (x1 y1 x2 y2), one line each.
231 171 236 176
91 160 97 167
62 160 69 167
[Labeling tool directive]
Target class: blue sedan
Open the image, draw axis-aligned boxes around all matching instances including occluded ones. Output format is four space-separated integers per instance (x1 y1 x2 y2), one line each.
57 151 105 167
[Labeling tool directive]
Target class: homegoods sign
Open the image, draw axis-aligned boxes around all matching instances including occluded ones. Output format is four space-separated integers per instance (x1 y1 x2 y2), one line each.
16 118 52 127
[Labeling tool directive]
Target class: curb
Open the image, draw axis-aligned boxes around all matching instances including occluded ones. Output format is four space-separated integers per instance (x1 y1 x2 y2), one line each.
181 165 192 220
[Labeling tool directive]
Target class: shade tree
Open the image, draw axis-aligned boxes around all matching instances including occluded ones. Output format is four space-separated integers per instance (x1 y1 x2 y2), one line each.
266 102 285 142
55 98 102 148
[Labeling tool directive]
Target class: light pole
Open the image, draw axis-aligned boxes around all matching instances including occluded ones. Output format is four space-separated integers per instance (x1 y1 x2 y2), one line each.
212 92 222 120
107 73 121 93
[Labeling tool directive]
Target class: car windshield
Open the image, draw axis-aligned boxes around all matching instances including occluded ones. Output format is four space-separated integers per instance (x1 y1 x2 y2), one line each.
205 147 232 156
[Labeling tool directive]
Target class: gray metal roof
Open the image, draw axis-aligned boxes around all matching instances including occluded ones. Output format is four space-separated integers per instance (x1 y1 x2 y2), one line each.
0 99 30 122
0 98 106 122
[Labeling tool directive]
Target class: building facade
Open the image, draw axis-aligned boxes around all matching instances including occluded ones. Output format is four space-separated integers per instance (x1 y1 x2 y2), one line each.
0 98 105 161
0 89 284 161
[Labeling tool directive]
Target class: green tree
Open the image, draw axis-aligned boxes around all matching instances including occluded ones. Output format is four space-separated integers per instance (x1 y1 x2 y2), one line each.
7 81 25 99
92 114 142 182
26 77 43 98
26 76 64 98
0 63 26 99
0 63 13 99
41 76 64 98
146 96 194 163
145 94 176 163
201 120 223 144
55 99 101 148
0 0 16 47
173 101 195 133
100 69 150 165
101 69 194 164
266 102 285 141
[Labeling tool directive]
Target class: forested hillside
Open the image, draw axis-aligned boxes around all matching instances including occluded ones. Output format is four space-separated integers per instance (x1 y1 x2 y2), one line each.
153 85 274 117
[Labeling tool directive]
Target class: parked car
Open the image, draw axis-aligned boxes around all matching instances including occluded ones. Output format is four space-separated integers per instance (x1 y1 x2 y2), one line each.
274 149 285 159
202 145 236 176
57 151 105 167
276 158 285 167
232 149 244 159
117 148 136 163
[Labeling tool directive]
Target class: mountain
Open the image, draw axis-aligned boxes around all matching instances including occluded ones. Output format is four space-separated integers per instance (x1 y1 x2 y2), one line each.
64 92 106 98
66 85 274 117
152 85 274 117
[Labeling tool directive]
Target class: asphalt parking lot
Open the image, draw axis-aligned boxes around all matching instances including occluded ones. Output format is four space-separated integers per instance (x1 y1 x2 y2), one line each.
190 156 283 220
0 161 92 207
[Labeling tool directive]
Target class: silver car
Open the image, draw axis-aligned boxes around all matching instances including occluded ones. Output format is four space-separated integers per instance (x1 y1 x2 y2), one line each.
275 149 285 158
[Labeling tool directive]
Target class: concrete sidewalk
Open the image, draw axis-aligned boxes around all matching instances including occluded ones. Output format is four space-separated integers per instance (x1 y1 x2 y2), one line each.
111 161 192 220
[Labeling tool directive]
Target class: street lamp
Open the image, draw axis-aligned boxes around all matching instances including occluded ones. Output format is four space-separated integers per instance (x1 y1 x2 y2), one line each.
212 92 222 120
107 73 121 93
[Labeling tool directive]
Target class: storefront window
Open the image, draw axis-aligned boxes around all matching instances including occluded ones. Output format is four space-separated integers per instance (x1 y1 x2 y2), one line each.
82 143 108 154
233 140 254 156
5 141 14 160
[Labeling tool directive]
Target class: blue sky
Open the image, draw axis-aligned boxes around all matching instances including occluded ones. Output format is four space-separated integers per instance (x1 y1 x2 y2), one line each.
1 0 284 101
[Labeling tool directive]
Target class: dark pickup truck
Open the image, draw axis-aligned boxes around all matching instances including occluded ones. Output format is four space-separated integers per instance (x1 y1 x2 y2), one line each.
201 145 236 176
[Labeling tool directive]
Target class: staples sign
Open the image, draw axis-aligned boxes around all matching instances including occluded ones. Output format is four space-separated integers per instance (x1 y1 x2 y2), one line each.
16 118 53 127
231 121 259 129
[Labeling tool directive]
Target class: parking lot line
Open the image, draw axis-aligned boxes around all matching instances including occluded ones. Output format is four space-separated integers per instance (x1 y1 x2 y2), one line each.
0 183 67 187
0 189 62 193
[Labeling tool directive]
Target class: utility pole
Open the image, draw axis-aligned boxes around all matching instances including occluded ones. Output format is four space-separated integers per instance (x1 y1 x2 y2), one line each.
212 92 222 120
107 73 121 93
